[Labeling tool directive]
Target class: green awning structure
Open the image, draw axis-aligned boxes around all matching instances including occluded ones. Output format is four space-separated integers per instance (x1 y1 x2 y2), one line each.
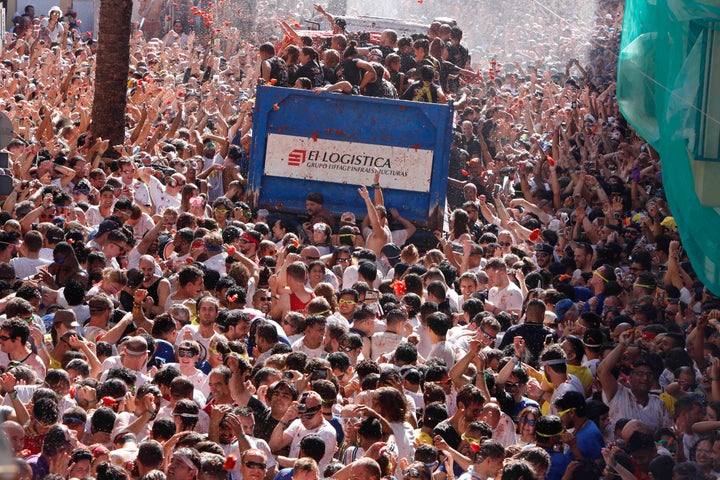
617 0 720 294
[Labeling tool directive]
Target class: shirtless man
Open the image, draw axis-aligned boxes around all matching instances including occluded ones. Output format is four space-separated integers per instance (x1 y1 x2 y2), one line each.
138 255 171 318
269 258 315 320
358 177 392 257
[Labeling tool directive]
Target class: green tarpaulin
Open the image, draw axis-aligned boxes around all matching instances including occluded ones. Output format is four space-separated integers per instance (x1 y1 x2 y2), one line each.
617 0 720 294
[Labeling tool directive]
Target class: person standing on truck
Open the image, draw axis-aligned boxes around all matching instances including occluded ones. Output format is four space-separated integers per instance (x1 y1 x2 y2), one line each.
295 47 324 88
413 38 440 75
258 43 289 87
401 65 446 104
336 41 377 94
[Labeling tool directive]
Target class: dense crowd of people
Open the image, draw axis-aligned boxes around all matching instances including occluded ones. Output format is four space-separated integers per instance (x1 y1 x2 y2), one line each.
0 1 717 480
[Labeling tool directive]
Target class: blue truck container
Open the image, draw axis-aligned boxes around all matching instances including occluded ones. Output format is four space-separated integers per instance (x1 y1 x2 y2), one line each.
247 86 453 230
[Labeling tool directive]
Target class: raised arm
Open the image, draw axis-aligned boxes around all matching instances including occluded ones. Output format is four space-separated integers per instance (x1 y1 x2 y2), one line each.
359 185 383 237
597 329 632 402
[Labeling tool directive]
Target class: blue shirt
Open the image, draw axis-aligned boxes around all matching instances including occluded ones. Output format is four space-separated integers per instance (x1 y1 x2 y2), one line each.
569 419 605 460
542 447 572 480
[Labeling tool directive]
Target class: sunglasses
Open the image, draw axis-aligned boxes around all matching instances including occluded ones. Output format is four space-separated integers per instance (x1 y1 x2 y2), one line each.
302 256 320 261
177 350 197 358
522 418 537 426
257 297 271 302
340 345 354 352
0 335 11 341
337 257 351 263
461 433 481 444
243 461 266 470
505 382 521 389
338 299 357 305
302 408 321 419
481 330 496 341
499 241 512 246
214 208 229 214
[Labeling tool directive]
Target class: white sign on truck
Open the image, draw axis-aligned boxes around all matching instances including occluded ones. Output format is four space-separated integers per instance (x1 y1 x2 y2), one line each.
264 133 434 193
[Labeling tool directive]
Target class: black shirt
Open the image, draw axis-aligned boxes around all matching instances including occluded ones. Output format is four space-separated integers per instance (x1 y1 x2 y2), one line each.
433 419 461 449
498 322 558 365
295 60 324 87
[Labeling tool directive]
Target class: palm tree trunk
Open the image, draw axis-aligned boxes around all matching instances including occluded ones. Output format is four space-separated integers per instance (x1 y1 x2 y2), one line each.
90 0 132 153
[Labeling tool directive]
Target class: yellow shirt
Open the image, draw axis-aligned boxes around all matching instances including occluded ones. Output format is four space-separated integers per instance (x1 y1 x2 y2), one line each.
567 364 593 393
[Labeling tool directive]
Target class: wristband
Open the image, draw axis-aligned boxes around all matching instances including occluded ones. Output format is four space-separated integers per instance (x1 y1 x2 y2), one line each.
279 420 290 427
371 183 380 188
148 411 157 420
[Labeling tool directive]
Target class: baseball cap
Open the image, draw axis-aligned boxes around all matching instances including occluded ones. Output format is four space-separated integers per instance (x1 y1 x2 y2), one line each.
52 310 80 328
381 243 402 267
96 219 119 237
536 243 554 254
555 299 574 322
340 212 356 226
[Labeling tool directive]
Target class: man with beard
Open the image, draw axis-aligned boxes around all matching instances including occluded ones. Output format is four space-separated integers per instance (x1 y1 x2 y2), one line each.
165 228 194 272
554 391 605 460
210 409 277 480
251 380 297 443
456 440 505 480
534 243 554 273
269 391 337 470
598 329 672 431
433 384 485 449
137 255 170 318
251 289 272 316
237 230 262 261
483 258 523 317
175 295 224 362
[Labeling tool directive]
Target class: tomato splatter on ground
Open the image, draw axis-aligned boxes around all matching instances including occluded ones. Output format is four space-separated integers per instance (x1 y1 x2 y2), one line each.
311 131 319 142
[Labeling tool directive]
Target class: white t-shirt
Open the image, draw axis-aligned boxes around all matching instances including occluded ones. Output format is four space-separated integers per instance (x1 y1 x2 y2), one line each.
286 419 337 470
291 337 326 358
488 281 524 313
602 382 673 431
428 340 456 368
10 256 51 281
222 437 277 480
389 421 416 474
85 205 109 228
203 252 228 275
122 179 151 207
174 325 225 362
148 176 181 214
547 375 584 415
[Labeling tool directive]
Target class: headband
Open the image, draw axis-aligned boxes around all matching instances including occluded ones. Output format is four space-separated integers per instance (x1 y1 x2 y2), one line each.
540 359 567 367
174 453 197 470
641 331 659 340
536 427 565 437
240 232 260 245
174 412 199 418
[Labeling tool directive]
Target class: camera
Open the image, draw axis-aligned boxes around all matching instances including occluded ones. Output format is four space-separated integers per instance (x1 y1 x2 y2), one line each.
297 392 308 413
311 369 327 380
